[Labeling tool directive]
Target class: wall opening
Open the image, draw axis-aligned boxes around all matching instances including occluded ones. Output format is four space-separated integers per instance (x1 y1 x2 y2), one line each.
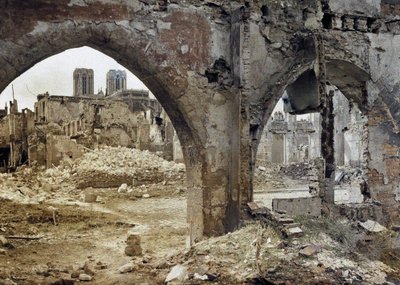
254 83 368 216
0 46 189 284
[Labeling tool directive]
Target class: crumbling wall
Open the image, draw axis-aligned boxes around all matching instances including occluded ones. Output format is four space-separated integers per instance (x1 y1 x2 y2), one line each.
46 135 84 168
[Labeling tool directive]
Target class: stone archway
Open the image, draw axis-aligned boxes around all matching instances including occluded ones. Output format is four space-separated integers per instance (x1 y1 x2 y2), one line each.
0 2 242 243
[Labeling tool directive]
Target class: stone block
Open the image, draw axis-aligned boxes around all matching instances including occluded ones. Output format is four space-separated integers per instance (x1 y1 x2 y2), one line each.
272 197 321 217
125 234 142 256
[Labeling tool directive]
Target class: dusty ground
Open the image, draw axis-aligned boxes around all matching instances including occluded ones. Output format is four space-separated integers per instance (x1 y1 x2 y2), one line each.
0 148 399 285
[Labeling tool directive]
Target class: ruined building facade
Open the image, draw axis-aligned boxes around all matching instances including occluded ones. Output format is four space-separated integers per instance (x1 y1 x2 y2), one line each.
258 89 365 168
73 68 94 96
1 0 400 243
0 100 34 172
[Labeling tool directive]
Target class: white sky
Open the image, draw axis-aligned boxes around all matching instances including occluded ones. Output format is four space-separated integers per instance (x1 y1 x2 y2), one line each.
0 46 149 110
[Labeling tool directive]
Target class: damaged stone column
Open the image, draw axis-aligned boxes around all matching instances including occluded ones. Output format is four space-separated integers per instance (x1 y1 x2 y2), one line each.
184 89 241 245
320 89 335 180
315 34 335 202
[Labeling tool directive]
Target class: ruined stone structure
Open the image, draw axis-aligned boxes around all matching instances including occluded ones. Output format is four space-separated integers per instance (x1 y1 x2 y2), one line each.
0 100 34 171
258 89 364 167
106 69 127 95
73 68 94 96
1 0 400 244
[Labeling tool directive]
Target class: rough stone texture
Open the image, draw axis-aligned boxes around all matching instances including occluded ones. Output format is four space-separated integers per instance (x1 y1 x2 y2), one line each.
1 0 400 242
272 197 322 217
124 234 142 257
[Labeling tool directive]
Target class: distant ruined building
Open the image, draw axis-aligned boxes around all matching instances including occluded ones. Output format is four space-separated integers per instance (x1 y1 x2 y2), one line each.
0 68 183 172
106 70 127 95
73 68 94 96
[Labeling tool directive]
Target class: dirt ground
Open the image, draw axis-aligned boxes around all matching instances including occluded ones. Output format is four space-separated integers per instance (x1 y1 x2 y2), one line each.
0 183 187 285
0 148 399 285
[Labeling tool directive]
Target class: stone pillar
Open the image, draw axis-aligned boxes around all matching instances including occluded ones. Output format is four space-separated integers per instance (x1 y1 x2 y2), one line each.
321 89 335 179
137 123 150 150
186 90 241 244
240 105 253 211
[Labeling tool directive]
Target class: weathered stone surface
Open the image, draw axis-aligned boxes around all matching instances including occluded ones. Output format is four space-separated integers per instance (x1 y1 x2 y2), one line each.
0 235 7 247
359 220 387 232
78 273 92 281
125 234 142 256
273 197 321 217
118 263 134 274
165 265 187 283
1 0 400 242
299 244 321 257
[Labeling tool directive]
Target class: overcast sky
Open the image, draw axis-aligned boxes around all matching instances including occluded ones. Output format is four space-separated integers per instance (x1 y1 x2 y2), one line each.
0 46 149 110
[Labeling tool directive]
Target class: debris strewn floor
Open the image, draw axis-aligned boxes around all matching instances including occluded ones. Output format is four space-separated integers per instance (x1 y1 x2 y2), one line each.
0 147 399 284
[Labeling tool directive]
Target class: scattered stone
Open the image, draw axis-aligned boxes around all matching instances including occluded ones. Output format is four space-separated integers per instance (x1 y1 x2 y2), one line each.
78 273 92 281
83 262 95 276
118 263 134 274
84 193 97 203
299 244 320 257
284 222 301 228
125 234 143 256
165 265 187 283
193 273 209 281
70 271 80 278
193 272 217 281
283 226 303 237
0 279 17 285
118 183 128 193
0 235 8 246
142 194 150 198
359 220 387 233
0 248 6 255
248 202 261 212
278 218 294 224
335 171 345 184
258 166 266 171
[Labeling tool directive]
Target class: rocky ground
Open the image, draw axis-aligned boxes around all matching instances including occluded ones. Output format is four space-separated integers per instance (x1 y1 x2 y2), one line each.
253 161 317 192
0 147 399 284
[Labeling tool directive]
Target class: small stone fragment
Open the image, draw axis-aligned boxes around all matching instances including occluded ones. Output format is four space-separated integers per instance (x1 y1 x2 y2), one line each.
71 271 80 278
359 220 387 233
0 235 8 247
284 226 303 237
165 265 187 283
78 273 92 281
299 244 320 257
125 234 142 256
118 183 128 193
118 263 133 273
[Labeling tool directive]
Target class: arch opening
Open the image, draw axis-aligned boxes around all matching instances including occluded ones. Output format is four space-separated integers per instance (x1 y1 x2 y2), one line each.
0 46 193 283
253 61 371 217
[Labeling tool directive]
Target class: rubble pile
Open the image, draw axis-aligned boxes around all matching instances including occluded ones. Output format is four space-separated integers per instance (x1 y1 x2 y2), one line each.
253 163 286 190
281 162 314 181
335 166 366 186
73 146 185 188
254 159 323 192
0 146 186 204
167 218 396 284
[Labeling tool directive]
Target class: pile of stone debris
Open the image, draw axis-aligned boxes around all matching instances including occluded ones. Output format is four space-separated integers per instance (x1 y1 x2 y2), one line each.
72 146 185 188
0 146 186 203
158 202 398 284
